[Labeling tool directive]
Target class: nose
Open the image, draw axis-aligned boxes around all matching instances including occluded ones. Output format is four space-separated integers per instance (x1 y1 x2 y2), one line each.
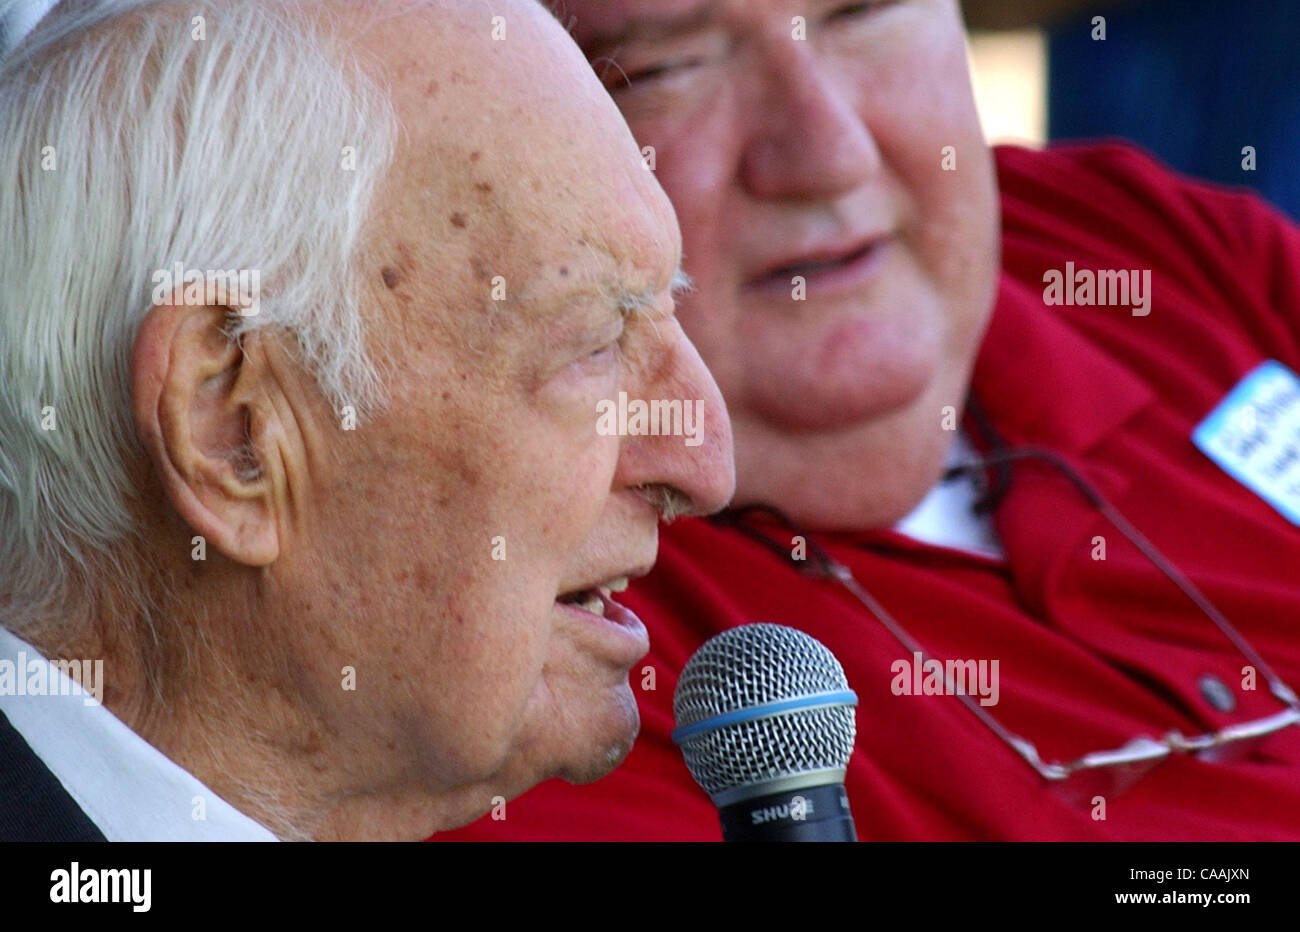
614 319 736 518
740 39 881 200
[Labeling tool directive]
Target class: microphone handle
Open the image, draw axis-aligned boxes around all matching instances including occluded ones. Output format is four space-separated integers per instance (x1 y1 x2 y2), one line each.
718 782 857 842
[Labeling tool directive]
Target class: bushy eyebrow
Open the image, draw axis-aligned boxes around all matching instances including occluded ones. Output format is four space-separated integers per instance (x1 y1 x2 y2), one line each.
612 265 693 318
671 266 695 295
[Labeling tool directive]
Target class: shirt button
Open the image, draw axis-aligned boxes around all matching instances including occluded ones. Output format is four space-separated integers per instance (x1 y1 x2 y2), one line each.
1199 675 1237 713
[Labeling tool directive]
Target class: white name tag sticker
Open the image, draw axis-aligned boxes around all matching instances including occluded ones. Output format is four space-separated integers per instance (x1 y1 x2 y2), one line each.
1193 359 1300 527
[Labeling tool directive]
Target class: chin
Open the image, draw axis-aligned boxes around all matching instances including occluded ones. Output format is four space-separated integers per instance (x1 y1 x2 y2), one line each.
746 312 944 434
733 387 959 532
559 680 641 785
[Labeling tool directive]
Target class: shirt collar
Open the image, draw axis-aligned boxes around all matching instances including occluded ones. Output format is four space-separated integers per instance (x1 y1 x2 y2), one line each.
970 271 1155 456
0 626 277 841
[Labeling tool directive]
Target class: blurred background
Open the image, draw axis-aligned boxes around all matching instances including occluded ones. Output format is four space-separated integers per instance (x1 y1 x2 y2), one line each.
5 0 1298 217
965 0 1300 218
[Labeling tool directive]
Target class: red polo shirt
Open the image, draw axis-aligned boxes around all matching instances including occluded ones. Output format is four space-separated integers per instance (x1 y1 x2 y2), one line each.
436 142 1300 841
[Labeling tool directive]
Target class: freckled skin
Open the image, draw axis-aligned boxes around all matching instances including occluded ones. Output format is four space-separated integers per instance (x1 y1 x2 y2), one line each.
318 0 739 828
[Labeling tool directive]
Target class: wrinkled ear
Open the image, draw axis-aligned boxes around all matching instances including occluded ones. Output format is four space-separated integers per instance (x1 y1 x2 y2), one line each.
131 304 282 566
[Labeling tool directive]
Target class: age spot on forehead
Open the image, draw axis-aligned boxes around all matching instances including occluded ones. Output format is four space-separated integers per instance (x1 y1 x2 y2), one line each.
450 211 468 228
379 242 416 291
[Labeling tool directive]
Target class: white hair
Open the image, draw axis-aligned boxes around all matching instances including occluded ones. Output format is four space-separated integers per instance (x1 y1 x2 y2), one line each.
0 0 397 644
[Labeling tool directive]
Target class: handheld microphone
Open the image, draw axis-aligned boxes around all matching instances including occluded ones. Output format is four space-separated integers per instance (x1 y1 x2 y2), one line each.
671 623 859 842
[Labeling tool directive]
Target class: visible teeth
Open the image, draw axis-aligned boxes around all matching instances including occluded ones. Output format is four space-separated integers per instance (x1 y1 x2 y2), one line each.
604 576 629 593
577 591 605 616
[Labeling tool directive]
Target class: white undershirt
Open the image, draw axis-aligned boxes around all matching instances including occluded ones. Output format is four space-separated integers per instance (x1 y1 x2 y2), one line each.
892 431 1006 561
0 626 276 841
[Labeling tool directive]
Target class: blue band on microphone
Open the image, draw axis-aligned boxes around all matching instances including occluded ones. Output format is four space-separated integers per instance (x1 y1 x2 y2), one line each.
671 689 858 745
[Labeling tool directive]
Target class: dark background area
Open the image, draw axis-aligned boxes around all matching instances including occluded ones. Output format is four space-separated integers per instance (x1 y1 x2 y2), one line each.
966 0 1300 219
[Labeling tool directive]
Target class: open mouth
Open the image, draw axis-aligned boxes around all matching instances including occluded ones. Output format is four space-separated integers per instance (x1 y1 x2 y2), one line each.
555 576 630 618
553 572 649 664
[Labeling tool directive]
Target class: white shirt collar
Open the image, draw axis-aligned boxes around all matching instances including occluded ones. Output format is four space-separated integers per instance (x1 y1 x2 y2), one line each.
892 431 1006 561
0 626 276 841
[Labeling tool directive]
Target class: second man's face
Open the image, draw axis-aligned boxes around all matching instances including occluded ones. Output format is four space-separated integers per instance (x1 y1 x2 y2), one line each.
565 0 1002 528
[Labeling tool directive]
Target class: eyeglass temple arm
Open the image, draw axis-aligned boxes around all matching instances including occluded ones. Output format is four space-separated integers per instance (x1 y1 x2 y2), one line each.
951 448 1300 711
829 562 1077 781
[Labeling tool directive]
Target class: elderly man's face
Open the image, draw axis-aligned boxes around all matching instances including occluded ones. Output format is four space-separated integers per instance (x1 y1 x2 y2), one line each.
563 0 1001 528
269 2 733 826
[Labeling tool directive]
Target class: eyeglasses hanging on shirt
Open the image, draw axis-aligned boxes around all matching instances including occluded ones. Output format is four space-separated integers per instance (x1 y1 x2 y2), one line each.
711 442 1300 805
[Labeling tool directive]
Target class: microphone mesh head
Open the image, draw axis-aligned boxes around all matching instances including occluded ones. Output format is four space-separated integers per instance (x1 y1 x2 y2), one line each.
673 623 857 799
